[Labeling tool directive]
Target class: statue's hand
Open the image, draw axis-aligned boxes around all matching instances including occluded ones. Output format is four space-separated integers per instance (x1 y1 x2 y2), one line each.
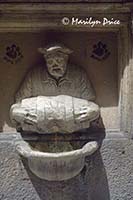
24 112 37 125
10 102 37 128
74 106 91 122
74 103 99 123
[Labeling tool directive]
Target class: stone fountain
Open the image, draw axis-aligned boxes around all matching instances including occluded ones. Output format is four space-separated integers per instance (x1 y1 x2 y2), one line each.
10 43 100 181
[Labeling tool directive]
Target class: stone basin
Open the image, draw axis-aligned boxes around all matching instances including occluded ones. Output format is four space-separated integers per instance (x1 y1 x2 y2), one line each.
16 135 99 181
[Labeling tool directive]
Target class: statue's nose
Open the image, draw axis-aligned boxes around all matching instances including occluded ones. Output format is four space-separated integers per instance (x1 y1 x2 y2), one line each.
53 59 59 66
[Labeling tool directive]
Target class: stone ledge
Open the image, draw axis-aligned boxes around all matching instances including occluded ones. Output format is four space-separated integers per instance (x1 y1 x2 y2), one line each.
0 130 131 141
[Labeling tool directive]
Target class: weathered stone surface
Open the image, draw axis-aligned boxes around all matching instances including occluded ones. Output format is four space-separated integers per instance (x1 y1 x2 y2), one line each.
10 44 99 133
9 43 100 181
11 96 99 133
16 137 99 181
0 133 132 200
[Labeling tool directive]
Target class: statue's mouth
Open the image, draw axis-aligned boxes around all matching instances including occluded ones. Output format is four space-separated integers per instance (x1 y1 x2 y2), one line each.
52 68 62 73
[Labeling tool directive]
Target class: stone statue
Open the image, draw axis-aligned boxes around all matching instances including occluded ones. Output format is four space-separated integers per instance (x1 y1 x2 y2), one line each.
10 44 100 133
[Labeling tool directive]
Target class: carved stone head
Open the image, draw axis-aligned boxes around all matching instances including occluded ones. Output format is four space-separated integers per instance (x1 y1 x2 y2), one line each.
38 44 73 80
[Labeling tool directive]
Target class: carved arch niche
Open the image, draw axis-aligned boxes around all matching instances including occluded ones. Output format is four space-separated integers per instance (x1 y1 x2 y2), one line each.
0 3 132 138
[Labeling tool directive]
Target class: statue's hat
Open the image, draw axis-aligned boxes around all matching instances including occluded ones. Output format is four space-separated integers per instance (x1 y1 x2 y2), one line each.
38 43 73 55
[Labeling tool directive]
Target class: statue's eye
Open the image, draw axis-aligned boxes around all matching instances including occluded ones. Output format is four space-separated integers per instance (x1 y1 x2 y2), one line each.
47 59 53 65
56 58 64 63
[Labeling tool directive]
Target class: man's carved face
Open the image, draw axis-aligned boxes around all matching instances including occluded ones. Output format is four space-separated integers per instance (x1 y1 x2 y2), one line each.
45 52 68 80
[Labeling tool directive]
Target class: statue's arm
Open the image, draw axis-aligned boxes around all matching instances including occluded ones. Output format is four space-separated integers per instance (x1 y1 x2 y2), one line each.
15 71 33 102
74 69 99 123
80 70 96 101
